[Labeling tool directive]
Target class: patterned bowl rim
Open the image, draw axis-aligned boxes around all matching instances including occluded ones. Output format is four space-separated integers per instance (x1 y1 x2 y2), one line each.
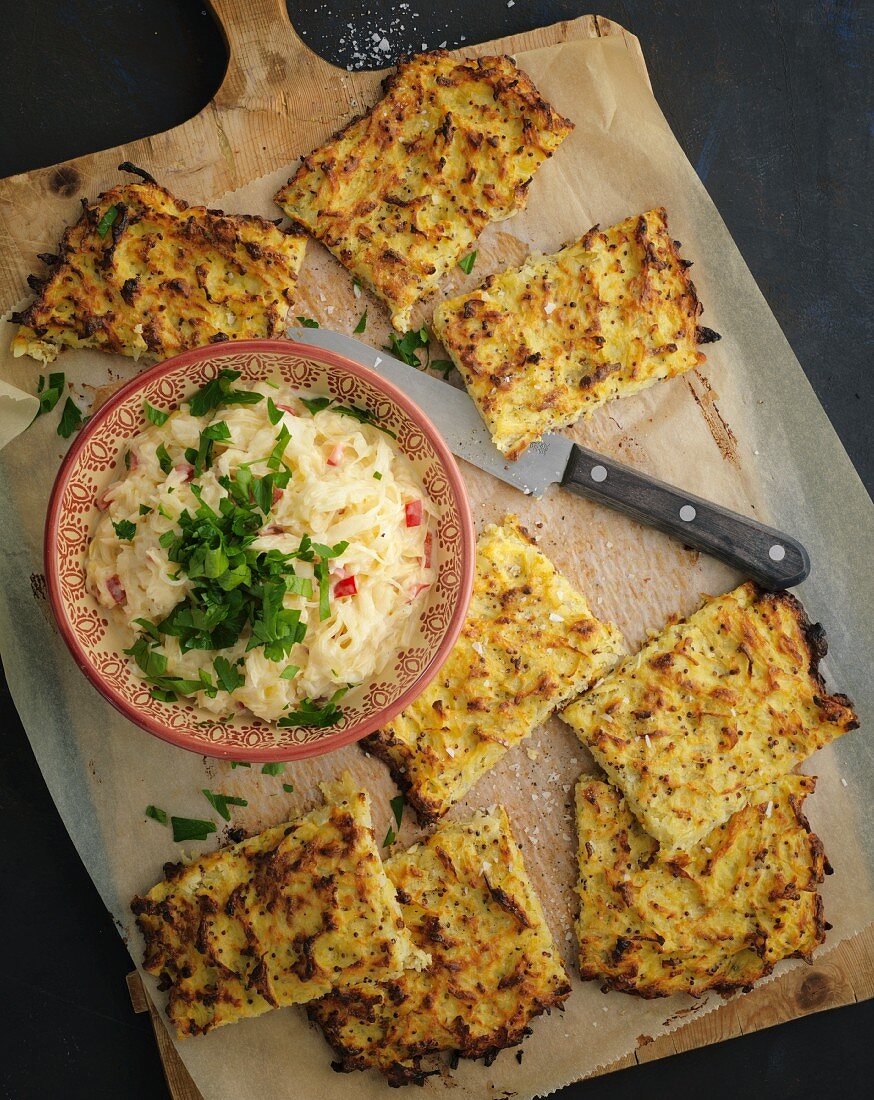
44 338 475 761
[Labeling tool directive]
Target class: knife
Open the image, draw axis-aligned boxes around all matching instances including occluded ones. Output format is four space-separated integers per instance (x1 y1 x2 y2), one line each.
290 327 809 590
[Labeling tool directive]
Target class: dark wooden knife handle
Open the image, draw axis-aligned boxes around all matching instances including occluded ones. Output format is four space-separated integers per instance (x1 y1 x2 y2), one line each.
561 443 809 589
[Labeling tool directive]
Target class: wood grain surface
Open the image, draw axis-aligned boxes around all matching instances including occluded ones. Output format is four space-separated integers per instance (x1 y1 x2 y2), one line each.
2 2 870 1096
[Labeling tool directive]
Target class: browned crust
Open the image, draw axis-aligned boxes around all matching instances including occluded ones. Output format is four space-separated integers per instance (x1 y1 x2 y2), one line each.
752 583 859 730
362 734 443 824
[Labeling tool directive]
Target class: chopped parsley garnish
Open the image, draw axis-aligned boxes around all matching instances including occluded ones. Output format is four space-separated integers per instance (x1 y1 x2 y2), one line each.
143 400 169 426
188 369 264 417
213 656 245 693
139 504 153 516
373 471 382 480
266 425 291 470
458 250 477 275
112 518 136 541
155 442 172 474
133 617 160 641
389 793 406 831
282 783 294 793
96 204 119 237
171 816 216 842
57 397 85 439
430 359 455 378
266 396 283 425
261 762 285 776
384 327 429 369
300 395 331 416
353 309 368 334
201 788 248 821
230 761 251 769
334 403 397 439
382 826 396 848
36 371 65 416
295 316 320 328
279 687 347 728
280 664 300 680
145 804 167 825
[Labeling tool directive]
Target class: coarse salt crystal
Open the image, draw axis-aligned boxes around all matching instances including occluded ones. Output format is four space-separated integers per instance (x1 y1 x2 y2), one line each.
472 641 484 656
549 612 564 622
764 800 773 818
841 777 848 787
445 746 455 757
544 301 556 314
644 734 652 748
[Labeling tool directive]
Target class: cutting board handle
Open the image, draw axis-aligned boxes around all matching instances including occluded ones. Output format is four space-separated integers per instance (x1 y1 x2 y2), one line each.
209 0 320 107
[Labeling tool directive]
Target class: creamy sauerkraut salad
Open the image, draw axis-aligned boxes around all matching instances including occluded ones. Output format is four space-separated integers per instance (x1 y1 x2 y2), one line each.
86 370 435 726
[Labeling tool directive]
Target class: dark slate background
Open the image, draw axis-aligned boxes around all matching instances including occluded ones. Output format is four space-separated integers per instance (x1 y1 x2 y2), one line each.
0 2 870 1098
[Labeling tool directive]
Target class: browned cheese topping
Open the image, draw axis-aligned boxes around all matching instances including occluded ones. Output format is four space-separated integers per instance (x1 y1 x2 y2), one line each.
365 516 626 821
275 51 573 332
130 775 428 1038
309 807 570 1085
432 207 718 457
564 582 858 852
13 169 307 364
574 774 829 997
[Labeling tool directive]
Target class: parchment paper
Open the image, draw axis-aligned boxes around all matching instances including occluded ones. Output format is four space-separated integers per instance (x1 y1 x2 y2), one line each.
1 35 872 1100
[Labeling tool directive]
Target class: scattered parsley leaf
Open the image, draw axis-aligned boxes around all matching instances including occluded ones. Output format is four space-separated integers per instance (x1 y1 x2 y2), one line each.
96 204 119 237
139 504 153 516
266 425 290 471
334 403 397 439
282 783 294 793
389 793 405 830
373 471 382 480
353 309 368 334
202 788 248 822
112 518 136 541
382 825 396 848
280 664 300 680
57 397 85 439
155 442 172 474
143 400 169 426
261 762 285 776
458 250 477 275
36 371 65 416
295 316 320 328
150 687 177 702
133 617 160 641
188 369 263 417
384 328 429 369
266 396 283 426
171 816 216 842
145 804 167 825
430 359 455 378
230 761 251 769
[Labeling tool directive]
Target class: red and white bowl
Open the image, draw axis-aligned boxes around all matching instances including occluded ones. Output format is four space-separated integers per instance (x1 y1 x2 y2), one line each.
45 339 475 761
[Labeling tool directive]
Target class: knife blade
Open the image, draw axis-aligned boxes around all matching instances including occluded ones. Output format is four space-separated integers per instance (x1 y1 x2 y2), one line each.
289 327 810 590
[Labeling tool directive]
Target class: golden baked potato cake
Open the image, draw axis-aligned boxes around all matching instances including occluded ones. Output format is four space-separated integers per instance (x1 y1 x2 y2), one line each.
432 207 718 458
309 806 570 1085
130 774 428 1038
563 583 858 852
275 51 573 332
574 774 829 997
365 516 625 821
13 164 306 364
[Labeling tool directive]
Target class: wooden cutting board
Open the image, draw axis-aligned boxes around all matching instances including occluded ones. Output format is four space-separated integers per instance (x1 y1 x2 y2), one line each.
1 1 871 1095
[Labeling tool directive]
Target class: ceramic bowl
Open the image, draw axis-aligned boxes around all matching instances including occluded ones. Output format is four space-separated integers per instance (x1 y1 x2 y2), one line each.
45 339 474 760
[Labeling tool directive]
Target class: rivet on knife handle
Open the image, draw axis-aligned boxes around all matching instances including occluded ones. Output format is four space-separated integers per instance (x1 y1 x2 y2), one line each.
561 444 810 590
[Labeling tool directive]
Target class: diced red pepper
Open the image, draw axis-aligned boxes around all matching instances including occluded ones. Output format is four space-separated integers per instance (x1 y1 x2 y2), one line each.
327 443 345 467
106 575 126 604
333 575 358 598
404 499 423 527
422 531 433 569
272 486 284 505
408 581 430 601
175 462 194 482
276 403 297 415
96 486 113 511
126 450 139 470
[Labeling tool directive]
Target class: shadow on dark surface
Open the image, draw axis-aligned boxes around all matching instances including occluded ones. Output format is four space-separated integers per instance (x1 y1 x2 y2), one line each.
0 2 871 1097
